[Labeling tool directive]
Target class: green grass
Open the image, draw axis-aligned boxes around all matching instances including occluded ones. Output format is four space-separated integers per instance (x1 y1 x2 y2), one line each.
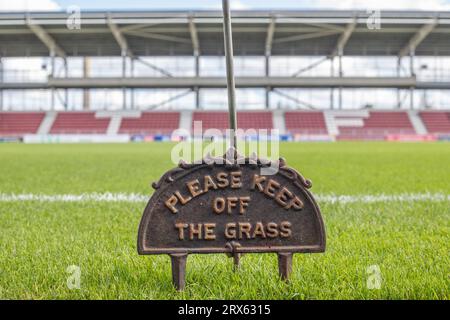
0 142 449 299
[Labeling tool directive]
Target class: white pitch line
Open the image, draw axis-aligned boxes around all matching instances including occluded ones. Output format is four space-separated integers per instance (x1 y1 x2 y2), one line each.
316 193 450 204
0 192 449 204
0 193 148 203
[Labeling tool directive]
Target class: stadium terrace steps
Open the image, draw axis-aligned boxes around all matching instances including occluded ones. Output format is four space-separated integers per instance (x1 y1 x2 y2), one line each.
106 114 123 135
192 111 274 133
179 111 193 133
37 111 57 135
323 112 338 136
284 111 328 135
50 112 110 134
272 110 286 135
408 111 428 135
119 111 180 135
419 111 450 134
337 111 416 140
0 112 45 136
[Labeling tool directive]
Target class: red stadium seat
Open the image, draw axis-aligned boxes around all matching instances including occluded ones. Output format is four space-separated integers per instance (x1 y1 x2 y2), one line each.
337 111 415 140
50 112 110 134
0 112 45 136
192 111 273 133
284 111 328 135
236 111 273 131
119 112 180 135
419 111 450 134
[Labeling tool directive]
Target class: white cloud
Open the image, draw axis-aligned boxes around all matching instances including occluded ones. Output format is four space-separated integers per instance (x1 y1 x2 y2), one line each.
0 0 60 12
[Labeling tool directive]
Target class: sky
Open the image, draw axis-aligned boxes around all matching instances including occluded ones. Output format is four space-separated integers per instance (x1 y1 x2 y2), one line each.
2 0 450 11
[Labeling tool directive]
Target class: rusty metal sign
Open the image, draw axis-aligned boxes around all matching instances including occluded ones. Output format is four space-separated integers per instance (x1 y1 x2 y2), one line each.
137 1 325 291
137 153 326 290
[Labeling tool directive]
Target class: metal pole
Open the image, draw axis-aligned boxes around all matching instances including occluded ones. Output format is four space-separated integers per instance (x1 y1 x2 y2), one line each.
409 48 415 77
64 58 68 110
410 49 415 109
195 54 200 76
131 58 135 109
338 51 343 110
83 57 90 110
50 50 55 110
330 57 334 110
122 50 127 110
222 0 237 150
423 89 428 109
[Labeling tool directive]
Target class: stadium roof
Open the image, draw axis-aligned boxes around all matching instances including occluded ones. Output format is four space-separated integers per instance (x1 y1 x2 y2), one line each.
1 10 450 57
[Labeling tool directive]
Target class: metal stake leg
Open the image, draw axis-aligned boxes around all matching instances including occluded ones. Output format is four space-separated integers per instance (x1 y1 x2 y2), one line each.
233 253 241 270
170 253 188 291
278 253 293 281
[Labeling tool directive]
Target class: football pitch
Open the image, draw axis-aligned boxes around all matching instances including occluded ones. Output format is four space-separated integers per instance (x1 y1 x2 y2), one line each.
0 142 448 299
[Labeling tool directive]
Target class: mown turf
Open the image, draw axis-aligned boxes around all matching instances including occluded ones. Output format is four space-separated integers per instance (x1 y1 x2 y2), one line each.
0 142 449 299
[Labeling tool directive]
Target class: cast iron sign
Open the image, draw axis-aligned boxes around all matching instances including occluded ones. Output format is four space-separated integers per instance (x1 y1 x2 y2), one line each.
137 152 326 290
137 0 325 291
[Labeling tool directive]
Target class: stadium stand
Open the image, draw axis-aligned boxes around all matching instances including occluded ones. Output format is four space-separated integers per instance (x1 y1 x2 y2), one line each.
192 111 273 132
284 111 328 135
50 112 110 134
419 111 450 134
0 112 45 136
237 111 273 131
119 112 180 135
3 109 450 141
192 111 228 132
337 111 415 140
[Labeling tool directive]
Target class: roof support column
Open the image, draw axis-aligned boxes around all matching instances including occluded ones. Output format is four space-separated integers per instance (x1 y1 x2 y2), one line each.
0 57 3 111
398 18 438 60
329 18 355 111
83 57 90 110
265 17 275 109
122 49 127 110
50 50 55 110
422 88 428 109
396 57 402 108
195 88 200 109
131 57 135 110
108 14 134 110
330 57 334 110
410 87 414 110
338 49 343 109
409 48 415 77
27 17 66 59
64 58 68 110
410 49 415 110
189 16 201 109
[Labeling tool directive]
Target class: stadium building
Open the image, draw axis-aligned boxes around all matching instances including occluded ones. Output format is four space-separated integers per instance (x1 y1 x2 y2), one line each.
1 10 450 142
